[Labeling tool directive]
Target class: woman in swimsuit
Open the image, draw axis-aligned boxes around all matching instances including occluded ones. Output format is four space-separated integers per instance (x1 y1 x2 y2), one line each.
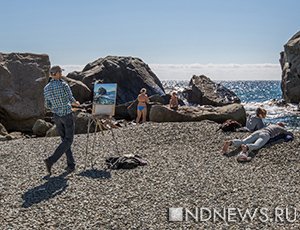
136 88 149 124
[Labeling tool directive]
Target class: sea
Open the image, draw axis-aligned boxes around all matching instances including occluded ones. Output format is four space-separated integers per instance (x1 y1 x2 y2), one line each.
162 80 300 131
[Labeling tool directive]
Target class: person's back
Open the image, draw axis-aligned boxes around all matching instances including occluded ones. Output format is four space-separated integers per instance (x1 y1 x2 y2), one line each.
246 115 264 132
245 107 267 132
261 123 290 138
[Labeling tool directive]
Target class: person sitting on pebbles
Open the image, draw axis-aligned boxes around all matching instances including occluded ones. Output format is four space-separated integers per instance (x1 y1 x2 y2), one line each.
246 107 267 131
221 122 293 162
169 91 179 111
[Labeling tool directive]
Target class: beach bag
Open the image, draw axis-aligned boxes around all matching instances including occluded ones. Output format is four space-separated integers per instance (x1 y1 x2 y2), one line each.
218 119 242 132
105 154 147 169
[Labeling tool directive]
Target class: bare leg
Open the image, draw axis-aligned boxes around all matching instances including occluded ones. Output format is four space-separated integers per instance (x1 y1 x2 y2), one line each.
136 110 142 124
237 144 252 162
221 140 232 155
142 108 147 123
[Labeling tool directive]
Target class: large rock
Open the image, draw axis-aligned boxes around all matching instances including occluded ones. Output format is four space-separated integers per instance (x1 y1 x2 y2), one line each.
32 119 53 137
149 103 246 125
46 112 97 137
0 123 8 136
115 94 186 120
0 53 50 131
62 76 91 104
45 125 58 137
280 31 300 103
183 75 240 106
115 94 179 120
67 56 165 104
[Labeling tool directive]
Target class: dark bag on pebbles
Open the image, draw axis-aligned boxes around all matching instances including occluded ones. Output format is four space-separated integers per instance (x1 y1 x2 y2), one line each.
106 154 147 170
217 119 242 132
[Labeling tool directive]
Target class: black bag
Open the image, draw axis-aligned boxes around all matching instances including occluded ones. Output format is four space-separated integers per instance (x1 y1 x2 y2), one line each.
106 154 147 169
218 119 242 132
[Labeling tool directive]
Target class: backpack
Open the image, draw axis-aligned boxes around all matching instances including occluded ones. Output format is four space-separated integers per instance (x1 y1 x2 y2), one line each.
105 154 147 169
218 119 242 132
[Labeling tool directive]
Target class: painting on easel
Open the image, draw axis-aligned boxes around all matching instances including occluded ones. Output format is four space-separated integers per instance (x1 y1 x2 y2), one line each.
92 83 117 116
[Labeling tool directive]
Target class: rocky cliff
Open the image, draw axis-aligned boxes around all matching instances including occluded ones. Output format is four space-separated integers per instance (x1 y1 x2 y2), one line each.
280 31 300 103
0 53 50 131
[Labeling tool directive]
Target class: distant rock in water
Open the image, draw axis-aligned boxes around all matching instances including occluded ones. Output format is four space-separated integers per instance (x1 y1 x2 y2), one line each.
0 52 50 132
280 31 300 103
182 75 241 106
67 56 165 104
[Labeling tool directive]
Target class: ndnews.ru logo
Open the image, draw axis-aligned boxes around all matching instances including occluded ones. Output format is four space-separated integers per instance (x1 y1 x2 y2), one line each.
168 207 298 223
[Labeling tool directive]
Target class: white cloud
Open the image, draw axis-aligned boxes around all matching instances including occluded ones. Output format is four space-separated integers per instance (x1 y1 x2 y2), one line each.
149 63 282 81
61 65 85 74
62 63 282 81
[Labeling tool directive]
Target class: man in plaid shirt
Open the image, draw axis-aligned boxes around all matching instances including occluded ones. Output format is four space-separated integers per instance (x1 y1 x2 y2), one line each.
43 65 80 175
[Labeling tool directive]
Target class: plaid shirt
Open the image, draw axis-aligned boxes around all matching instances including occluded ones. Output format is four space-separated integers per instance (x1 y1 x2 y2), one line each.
44 79 76 117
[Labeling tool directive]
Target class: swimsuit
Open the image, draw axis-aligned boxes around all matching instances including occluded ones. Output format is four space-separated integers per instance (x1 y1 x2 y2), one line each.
138 105 145 111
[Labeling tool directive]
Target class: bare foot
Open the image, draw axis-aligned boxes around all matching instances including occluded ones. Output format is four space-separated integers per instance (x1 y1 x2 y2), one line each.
221 141 231 155
241 144 249 154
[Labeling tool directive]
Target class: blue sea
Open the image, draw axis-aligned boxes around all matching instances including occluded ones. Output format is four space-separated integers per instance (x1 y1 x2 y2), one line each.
162 80 300 130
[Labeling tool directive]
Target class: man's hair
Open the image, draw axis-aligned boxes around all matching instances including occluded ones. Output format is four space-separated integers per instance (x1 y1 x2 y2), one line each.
50 66 64 76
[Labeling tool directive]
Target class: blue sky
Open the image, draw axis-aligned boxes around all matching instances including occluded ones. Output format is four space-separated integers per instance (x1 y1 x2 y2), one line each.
1 0 300 80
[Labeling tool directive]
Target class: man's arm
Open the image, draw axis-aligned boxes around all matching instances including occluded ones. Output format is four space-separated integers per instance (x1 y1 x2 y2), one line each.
64 83 80 106
43 90 52 109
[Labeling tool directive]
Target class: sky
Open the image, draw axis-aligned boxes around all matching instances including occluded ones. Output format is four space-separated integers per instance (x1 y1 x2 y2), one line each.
1 0 300 80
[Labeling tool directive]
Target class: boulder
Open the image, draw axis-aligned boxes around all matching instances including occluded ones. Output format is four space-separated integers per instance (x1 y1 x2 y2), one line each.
66 56 165 105
0 123 8 136
62 76 92 104
0 52 50 131
149 103 246 125
6 132 23 140
45 125 58 137
45 112 97 137
182 75 240 106
115 94 185 120
280 31 300 103
74 112 97 134
32 119 53 137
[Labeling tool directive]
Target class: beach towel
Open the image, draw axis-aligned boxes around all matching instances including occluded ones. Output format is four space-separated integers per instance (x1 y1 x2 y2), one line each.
266 133 294 145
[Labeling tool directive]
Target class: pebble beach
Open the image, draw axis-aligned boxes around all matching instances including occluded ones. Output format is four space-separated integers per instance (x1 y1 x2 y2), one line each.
1 121 300 229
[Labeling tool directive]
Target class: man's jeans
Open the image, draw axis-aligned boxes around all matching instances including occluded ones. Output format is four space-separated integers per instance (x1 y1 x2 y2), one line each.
232 130 270 151
47 113 75 168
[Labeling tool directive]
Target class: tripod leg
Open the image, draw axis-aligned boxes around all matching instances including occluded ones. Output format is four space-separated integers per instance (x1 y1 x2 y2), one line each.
109 118 120 155
90 118 99 169
84 117 92 170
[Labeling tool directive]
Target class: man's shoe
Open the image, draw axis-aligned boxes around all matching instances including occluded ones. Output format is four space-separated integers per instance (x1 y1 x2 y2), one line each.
44 159 52 175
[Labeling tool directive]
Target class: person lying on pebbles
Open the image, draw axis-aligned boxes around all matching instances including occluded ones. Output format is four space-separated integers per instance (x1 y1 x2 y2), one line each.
221 122 293 162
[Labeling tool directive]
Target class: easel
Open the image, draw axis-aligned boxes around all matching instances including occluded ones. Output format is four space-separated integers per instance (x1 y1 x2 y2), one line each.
84 114 121 170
